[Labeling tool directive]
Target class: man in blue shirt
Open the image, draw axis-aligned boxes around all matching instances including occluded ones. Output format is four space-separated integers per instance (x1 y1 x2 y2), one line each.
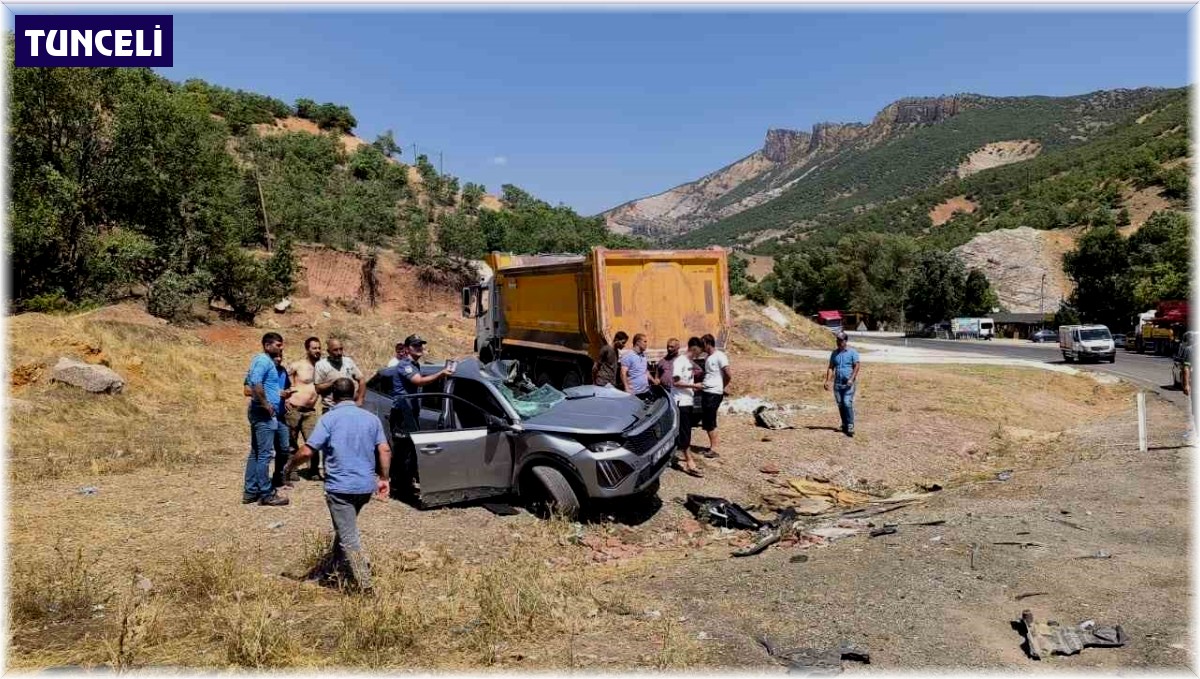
244 332 291 506
620 333 654 400
283 377 391 593
823 332 861 437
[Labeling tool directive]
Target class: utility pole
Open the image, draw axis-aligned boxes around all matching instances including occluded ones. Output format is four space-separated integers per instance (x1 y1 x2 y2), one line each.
1040 273 1046 315
411 143 418 160
439 151 443 175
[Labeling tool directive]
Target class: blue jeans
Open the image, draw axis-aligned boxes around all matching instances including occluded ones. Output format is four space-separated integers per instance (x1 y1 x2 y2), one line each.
834 383 856 433
245 412 290 499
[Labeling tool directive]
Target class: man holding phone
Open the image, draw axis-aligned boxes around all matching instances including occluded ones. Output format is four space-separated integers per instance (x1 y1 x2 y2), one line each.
378 335 456 498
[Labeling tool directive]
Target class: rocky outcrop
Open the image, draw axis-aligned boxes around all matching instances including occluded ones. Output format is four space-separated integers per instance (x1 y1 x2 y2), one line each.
763 129 811 163
808 122 867 153
952 227 1074 314
602 96 968 239
50 357 125 394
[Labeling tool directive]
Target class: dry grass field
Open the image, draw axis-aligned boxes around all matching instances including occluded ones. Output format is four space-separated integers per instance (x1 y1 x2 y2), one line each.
6 299 1188 671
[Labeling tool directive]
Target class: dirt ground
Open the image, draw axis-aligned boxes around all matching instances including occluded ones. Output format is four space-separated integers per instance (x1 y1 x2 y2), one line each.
5 301 1192 671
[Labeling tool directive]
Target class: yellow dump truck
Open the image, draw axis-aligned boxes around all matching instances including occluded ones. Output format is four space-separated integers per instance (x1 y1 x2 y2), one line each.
461 247 731 388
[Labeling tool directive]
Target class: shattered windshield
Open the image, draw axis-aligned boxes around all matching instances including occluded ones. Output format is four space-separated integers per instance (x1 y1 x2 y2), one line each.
481 359 566 420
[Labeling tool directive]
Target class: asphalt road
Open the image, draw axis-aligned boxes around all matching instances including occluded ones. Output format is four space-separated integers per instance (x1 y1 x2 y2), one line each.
867 336 1188 408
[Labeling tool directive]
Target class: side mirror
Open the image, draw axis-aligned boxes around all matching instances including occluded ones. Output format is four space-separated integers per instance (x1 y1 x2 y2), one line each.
461 287 473 319
486 414 510 432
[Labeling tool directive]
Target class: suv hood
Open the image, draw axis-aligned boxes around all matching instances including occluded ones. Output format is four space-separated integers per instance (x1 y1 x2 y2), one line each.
523 386 646 434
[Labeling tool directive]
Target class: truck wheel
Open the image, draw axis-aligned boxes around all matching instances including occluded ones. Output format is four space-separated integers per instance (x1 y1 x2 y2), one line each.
1063 352 1073 363
528 466 581 519
562 369 583 389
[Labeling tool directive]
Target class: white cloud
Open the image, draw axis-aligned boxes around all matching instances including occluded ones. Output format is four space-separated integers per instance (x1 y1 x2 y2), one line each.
490 156 508 166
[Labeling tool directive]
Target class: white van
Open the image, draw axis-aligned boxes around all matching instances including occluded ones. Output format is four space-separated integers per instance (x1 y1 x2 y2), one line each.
979 318 995 340
1059 324 1116 363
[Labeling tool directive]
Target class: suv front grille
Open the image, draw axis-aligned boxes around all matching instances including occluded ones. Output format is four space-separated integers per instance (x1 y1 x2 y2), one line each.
624 402 674 456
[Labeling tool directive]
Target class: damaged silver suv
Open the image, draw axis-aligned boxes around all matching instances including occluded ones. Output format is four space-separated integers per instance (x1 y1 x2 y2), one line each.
364 358 676 517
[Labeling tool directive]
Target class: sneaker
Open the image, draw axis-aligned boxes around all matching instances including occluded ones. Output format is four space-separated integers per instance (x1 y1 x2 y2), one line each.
241 494 260 505
846 430 855 438
259 494 290 507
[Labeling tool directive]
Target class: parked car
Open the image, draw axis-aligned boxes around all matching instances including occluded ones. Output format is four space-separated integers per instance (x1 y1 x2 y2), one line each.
1030 329 1057 343
1172 332 1195 389
1112 333 1126 349
363 358 676 517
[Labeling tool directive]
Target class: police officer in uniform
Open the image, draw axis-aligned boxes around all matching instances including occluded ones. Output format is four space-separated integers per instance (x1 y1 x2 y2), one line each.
378 335 455 497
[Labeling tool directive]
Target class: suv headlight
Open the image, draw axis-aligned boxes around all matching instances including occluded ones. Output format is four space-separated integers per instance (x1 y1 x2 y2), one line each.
587 441 623 453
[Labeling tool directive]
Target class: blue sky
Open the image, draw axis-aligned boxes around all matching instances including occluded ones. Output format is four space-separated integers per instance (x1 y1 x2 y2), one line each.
5 8 1191 215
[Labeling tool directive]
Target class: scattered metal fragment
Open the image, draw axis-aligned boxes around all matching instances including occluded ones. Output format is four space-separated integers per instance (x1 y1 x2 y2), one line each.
996 470 1014 481
1046 516 1089 531
757 635 870 675
970 543 980 570
869 526 898 538
1015 592 1050 601
1018 609 1127 659
993 541 1047 549
1077 550 1112 560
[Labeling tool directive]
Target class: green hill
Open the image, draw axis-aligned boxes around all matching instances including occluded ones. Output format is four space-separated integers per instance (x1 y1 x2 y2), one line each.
675 87 1181 249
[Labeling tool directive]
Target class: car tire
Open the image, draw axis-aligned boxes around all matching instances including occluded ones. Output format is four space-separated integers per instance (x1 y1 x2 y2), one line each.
1063 352 1073 363
1109 355 1116 364
529 465 581 519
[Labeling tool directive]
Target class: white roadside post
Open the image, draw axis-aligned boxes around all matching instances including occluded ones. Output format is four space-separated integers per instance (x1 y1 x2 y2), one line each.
1137 391 1148 453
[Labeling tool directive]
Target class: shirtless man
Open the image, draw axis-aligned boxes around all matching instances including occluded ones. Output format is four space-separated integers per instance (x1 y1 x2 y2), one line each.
286 337 323 481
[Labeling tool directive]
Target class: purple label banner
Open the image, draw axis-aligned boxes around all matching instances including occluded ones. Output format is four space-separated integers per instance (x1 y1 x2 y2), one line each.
15 15 173 67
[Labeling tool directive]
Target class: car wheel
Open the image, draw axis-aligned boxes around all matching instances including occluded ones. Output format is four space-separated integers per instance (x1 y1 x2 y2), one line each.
1109 355 1116 364
1063 352 1073 363
528 466 581 519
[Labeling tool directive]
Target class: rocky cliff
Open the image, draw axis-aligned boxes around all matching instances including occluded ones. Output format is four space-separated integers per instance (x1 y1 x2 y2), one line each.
602 96 968 239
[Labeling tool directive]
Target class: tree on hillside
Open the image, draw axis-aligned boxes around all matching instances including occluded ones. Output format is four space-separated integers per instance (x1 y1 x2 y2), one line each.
904 250 965 325
1158 166 1189 200
461 182 486 213
437 211 485 259
961 268 1000 316
405 208 432 265
836 232 917 324
729 255 751 296
8 63 300 317
1126 210 1191 309
372 130 402 159
1063 225 1133 330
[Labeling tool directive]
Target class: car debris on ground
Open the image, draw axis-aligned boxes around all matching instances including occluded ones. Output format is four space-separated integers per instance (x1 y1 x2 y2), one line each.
1017 609 1127 659
684 494 766 531
754 405 796 430
757 635 870 675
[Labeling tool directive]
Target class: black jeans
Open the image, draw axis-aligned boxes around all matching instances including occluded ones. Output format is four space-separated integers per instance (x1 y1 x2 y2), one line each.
675 404 693 451
390 406 420 495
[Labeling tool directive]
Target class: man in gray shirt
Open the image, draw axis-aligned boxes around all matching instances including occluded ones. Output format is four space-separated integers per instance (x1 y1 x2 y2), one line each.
311 338 366 478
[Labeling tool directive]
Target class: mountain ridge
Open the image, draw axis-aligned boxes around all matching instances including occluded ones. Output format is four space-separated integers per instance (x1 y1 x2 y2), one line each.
601 87 1175 246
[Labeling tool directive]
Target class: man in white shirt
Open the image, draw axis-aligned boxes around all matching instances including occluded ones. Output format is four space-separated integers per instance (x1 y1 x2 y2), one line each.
668 337 704 477
313 338 367 477
699 333 731 459
386 342 408 368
